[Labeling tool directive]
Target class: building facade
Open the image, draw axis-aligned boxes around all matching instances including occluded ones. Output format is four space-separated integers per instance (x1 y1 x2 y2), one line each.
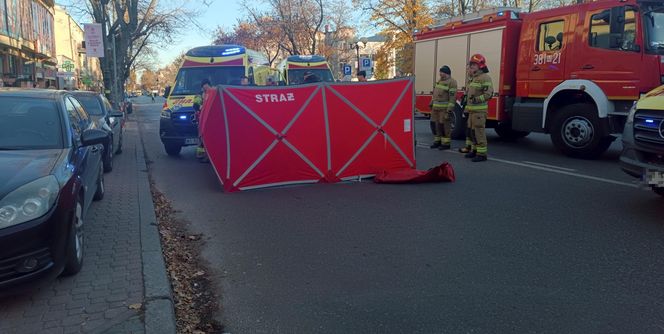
0 0 57 88
54 5 102 91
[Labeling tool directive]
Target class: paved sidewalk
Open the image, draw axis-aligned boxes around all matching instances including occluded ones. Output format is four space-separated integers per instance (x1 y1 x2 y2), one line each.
0 117 174 334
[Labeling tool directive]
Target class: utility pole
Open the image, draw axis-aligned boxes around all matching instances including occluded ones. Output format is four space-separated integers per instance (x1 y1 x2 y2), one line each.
112 32 118 102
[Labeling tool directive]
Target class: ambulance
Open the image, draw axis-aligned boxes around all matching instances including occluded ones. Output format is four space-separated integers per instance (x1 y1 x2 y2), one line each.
277 55 335 85
160 45 276 156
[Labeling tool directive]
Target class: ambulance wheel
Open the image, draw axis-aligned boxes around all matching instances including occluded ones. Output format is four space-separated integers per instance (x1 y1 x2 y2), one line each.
550 103 613 159
653 187 664 197
495 121 530 140
450 104 466 140
164 142 182 156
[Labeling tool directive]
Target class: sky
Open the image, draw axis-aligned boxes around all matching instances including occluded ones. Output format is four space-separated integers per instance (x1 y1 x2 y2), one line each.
157 1 246 66
56 0 370 70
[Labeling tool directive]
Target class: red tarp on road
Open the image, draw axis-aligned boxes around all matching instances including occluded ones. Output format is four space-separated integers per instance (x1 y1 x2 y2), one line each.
199 78 416 192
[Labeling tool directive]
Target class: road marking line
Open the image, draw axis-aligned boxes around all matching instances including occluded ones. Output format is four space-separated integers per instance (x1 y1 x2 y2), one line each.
488 156 638 188
521 161 577 172
417 144 637 189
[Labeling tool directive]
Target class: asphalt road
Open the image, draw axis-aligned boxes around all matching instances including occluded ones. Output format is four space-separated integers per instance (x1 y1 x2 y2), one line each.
134 95 664 334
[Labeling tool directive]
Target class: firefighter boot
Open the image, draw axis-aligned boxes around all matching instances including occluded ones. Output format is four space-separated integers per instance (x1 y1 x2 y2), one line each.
464 150 477 158
458 146 472 153
471 154 487 162
430 136 441 149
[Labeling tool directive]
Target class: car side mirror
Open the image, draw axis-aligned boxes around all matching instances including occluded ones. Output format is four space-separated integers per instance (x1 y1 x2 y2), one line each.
110 111 124 118
81 129 109 147
163 86 171 97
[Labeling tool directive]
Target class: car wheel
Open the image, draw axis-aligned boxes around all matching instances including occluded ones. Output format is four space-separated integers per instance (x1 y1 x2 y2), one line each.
103 140 113 173
550 103 614 159
115 132 123 154
93 164 105 201
62 197 84 276
164 143 182 156
653 187 664 197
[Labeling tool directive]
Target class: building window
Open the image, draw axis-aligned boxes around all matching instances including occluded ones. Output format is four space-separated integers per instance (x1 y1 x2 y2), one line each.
537 21 564 51
7 55 16 74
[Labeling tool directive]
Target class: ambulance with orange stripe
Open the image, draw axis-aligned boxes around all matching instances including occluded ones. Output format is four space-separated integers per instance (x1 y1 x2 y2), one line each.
160 45 277 156
277 55 335 85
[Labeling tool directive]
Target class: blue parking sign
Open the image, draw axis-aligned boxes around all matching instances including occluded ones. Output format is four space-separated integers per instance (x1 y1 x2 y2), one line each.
343 65 352 75
362 58 371 68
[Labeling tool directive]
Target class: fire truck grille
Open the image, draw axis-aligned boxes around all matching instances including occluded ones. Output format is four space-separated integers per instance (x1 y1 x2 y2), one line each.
634 111 664 147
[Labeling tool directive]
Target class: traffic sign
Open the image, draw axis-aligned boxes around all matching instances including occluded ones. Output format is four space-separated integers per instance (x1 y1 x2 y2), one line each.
361 58 371 69
343 64 352 76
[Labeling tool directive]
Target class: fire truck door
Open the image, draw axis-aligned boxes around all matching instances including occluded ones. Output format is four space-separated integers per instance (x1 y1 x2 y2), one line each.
527 19 568 97
569 5 642 101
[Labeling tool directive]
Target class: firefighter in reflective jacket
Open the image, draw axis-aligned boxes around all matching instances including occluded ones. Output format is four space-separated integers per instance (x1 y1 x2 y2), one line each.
463 54 493 162
430 66 458 150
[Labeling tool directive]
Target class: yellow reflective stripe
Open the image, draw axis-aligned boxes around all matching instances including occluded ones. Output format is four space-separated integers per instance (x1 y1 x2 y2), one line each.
447 103 455 107
465 104 488 110
469 83 483 88
476 147 488 153
449 88 457 93
441 137 451 144
435 84 449 89
465 139 473 145
432 102 447 107
482 82 493 87
478 95 486 102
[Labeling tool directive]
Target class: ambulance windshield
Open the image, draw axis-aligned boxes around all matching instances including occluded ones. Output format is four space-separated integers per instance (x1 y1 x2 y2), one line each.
172 66 246 96
645 6 664 53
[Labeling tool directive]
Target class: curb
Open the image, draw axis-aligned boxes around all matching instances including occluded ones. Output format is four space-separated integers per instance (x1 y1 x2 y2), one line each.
134 120 177 334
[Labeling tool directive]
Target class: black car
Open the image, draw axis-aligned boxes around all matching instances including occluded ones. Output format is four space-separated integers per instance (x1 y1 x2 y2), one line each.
0 89 107 291
71 91 125 172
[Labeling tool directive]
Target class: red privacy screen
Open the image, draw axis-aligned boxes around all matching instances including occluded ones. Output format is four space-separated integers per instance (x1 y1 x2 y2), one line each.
199 78 415 192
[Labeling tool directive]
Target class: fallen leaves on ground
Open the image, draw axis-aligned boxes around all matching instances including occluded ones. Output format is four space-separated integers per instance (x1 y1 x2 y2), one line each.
150 181 224 334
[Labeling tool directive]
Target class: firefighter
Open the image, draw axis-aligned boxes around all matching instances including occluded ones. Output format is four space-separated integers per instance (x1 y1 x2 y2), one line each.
464 54 493 162
430 66 458 150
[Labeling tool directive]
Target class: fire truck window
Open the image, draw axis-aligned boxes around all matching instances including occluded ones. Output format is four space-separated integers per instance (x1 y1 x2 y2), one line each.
622 8 637 50
538 21 564 51
590 8 636 51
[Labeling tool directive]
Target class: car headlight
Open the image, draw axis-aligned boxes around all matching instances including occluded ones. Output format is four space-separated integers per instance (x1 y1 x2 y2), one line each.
626 102 637 124
160 110 171 118
0 176 59 229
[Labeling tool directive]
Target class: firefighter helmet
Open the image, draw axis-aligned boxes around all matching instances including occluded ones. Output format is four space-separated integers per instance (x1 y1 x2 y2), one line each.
469 54 487 69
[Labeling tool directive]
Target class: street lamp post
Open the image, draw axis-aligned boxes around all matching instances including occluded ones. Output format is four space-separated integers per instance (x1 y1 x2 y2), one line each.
349 37 368 74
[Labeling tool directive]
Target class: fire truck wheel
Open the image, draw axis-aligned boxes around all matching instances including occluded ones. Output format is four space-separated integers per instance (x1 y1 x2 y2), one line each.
550 103 613 159
494 121 530 140
451 104 466 140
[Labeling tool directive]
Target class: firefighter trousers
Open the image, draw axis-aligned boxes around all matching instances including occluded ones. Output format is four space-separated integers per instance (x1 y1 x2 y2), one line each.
431 107 448 143
440 109 453 144
469 111 487 155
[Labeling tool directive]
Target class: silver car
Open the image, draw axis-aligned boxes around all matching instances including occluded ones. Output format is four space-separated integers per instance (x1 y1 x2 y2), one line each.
71 92 125 173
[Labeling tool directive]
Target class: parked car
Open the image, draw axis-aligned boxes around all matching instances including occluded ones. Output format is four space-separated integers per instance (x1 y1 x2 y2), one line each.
0 89 107 291
71 91 124 173
122 93 133 114
620 85 664 197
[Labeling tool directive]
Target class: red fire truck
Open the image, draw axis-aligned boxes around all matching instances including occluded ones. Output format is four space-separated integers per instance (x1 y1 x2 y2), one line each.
414 0 664 158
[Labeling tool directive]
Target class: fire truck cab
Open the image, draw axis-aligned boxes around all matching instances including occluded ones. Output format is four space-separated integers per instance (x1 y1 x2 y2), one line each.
414 0 664 158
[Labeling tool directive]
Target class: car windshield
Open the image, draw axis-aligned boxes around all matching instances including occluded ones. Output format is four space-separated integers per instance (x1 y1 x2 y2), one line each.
172 66 246 95
0 97 63 150
645 5 664 53
287 69 335 84
75 95 104 116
